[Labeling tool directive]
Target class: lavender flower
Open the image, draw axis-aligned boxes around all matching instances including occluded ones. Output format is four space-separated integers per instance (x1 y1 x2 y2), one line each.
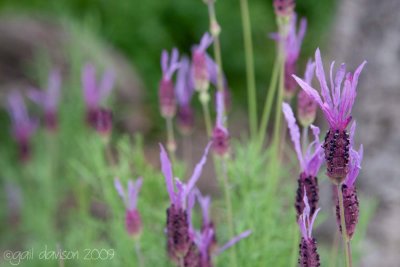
7 91 37 162
82 63 115 135
160 48 180 119
194 190 251 267
161 142 212 262
28 69 61 131
282 103 324 219
176 56 195 134
114 177 143 238
212 91 230 157
272 14 307 99
335 123 363 239
297 60 317 127
293 48 367 184
273 0 295 18
191 33 213 93
208 56 232 112
298 189 321 267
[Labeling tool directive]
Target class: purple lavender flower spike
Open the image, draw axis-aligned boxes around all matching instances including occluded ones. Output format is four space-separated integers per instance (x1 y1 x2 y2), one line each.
161 142 212 262
298 189 321 267
176 56 195 134
282 103 324 219
293 48 367 184
335 129 363 240
28 69 61 131
212 91 230 157
298 60 317 127
7 91 38 162
82 63 115 135
273 0 295 17
114 177 143 238
192 33 213 92
160 48 180 119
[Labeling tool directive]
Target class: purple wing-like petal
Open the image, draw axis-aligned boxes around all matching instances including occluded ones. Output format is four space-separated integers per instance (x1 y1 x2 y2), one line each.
217 230 252 255
195 189 211 226
114 177 126 204
315 48 333 108
99 69 115 101
198 32 213 52
282 103 304 170
161 50 168 74
82 63 99 108
175 57 192 106
308 208 321 238
160 144 175 204
304 59 315 85
345 144 363 187
216 91 225 127
27 89 46 107
46 69 61 110
185 142 212 197
128 177 143 210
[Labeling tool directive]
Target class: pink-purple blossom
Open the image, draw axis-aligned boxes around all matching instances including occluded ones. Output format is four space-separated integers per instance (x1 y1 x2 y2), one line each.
28 69 61 131
212 91 230 156
82 63 115 135
160 48 180 119
7 90 38 162
273 0 295 17
191 33 213 92
114 177 143 237
297 60 317 126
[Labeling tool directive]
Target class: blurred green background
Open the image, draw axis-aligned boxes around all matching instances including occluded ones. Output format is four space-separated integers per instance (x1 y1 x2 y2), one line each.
0 0 336 111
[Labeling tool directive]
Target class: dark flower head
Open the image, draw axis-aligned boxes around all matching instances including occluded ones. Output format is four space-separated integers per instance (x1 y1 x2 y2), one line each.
160 48 180 118
298 60 317 127
28 69 61 132
176 56 195 134
114 177 143 238
335 142 363 239
161 142 212 261
82 63 115 135
7 91 38 162
191 33 213 92
298 189 321 267
212 91 230 157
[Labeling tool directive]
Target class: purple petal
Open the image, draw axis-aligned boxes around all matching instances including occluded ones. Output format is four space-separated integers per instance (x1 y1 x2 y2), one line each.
217 230 252 255
175 57 192 105
345 144 363 187
333 63 346 109
46 69 61 110
315 48 333 108
308 208 321 238
161 50 168 74
185 142 212 197
128 177 143 210
216 91 225 127
187 189 196 234
99 69 115 101
282 103 304 170
114 177 126 203
198 32 213 52
159 144 175 204
195 189 211 226
304 59 315 85
351 61 367 93
27 89 46 107
82 63 99 108
175 178 185 209
7 91 28 125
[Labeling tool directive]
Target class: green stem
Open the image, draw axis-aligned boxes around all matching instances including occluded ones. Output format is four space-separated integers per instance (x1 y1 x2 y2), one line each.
329 229 340 267
201 98 213 137
135 240 144 267
272 51 285 155
258 55 280 146
220 158 238 267
337 184 352 267
302 126 309 154
239 0 257 138
166 117 176 160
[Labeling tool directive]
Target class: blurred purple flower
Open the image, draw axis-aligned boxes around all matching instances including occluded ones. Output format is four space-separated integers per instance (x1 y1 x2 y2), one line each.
191 33 213 92
161 142 212 262
212 91 230 157
114 177 143 238
298 189 321 267
273 0 295 17
293 49 366 183
160 48 180 119
7 91 38 162
297 60 317 127
176 56 195 134
28 69 61 131
282 103 324 219
271 14 307 98
82 63 115 135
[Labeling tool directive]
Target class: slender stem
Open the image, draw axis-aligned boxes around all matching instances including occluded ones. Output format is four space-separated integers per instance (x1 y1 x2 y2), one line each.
258 55 280 146
166 117 176 160
272 51 285 155
134 241 144 267
220 158 238 267
337 184 352 267
179 257 185 267
201 99 213 137
329 229 340 267
239 0 257 138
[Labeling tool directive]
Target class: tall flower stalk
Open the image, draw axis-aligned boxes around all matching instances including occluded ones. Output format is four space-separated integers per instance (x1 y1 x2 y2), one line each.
293 48 366 267
239 0 257 138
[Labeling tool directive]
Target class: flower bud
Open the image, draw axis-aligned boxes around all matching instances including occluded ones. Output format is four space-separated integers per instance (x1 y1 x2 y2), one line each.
335 185 359 239
295 173 319 220
125 209 142 238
